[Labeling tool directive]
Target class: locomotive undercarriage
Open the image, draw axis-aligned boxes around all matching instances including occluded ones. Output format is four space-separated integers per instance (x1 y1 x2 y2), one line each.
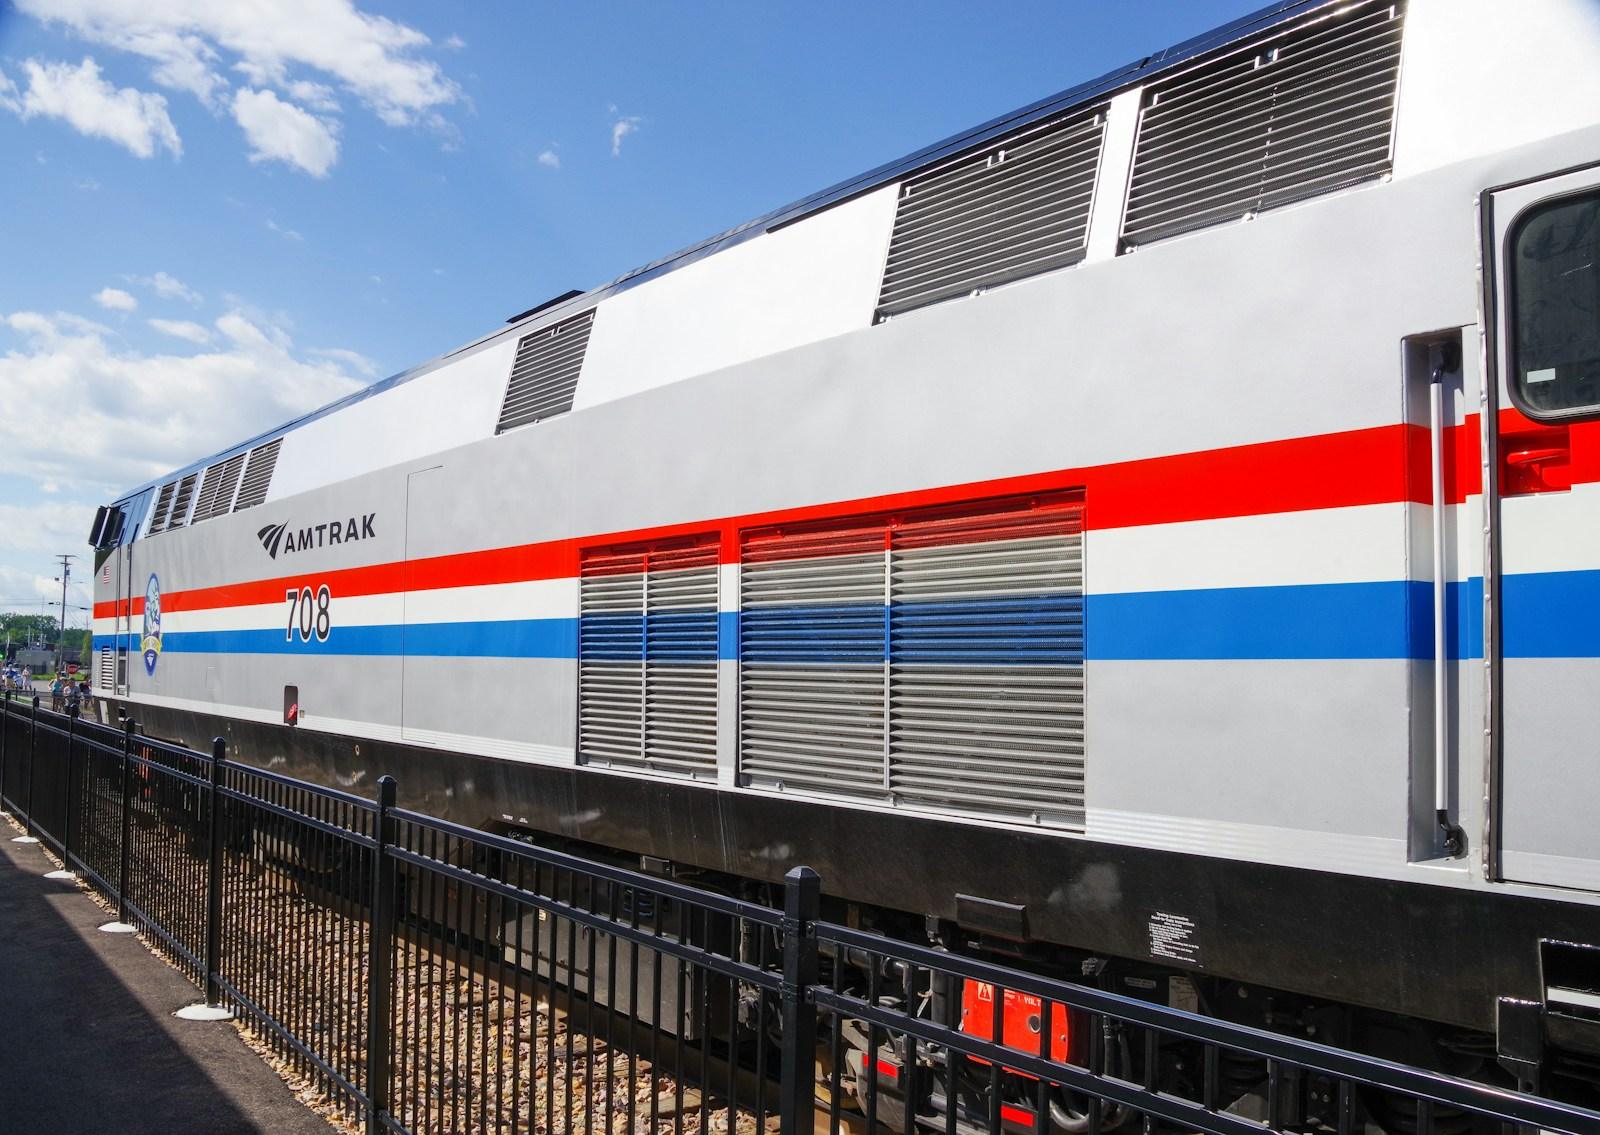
468 828 1594 1135
111 699 1600 1129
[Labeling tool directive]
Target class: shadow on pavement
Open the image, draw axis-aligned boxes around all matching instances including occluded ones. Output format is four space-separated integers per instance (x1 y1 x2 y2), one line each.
0 821 331 1135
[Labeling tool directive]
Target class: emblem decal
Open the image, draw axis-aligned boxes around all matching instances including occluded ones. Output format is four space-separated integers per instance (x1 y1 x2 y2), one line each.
141 573 163 675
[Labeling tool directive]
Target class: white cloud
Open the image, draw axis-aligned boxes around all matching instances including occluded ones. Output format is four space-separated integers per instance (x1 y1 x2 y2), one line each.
266 219 304 242
75 176 102 191
0 307 365 491
19 0 461 127
309 346 378 378
610 114 641 157
93 287 138 312
140 270 201 303
286 78 339 113
441 34 465 51
232 87 339 177
0 503 98 556
537 148 560 169
148 317 209 343
4 57 180 159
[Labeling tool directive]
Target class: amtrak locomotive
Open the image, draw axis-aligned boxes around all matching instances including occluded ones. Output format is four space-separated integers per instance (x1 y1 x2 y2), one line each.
87 0 1600 1117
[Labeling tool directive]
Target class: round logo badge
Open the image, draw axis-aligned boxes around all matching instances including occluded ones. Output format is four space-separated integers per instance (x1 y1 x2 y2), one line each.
141 573 163 675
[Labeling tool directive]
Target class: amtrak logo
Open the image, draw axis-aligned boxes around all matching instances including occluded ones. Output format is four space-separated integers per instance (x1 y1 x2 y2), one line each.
257 514 376 559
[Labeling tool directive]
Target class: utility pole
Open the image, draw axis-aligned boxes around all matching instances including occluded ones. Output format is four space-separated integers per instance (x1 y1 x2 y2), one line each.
54 555 74 676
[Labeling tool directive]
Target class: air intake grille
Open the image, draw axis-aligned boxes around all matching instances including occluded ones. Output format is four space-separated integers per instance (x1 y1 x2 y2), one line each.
233 439 282 511
194 452 246 522
739 521 888 797
97 646 114 689
877 109 1107 319
148 481 177 534
738 491 1085 828
165 473 199 530
578 535 720 778
887 505 1084 822
1122 0 1404 247
496 310 594 433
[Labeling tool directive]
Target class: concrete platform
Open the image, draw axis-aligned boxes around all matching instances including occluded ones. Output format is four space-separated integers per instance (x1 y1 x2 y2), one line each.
0 822 334 1135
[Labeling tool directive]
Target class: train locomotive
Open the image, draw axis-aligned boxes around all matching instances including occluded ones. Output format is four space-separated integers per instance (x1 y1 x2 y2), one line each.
87 0 1600 1121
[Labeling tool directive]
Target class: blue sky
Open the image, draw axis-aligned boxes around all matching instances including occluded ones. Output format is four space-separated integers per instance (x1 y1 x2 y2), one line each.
0 0 1249 627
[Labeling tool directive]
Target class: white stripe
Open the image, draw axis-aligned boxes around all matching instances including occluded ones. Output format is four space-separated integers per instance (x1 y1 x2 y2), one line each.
1091 502 1429 593
148 578 578 635
402 578 575 623
1501 482 1600 575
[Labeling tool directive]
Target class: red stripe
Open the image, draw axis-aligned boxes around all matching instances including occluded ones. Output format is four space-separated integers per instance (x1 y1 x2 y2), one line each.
94 417 1523 620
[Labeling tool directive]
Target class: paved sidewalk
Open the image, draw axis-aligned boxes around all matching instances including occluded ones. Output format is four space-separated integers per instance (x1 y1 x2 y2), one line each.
0 820 334 1135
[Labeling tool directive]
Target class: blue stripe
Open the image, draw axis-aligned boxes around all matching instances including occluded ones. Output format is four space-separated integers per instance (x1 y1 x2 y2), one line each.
1091 580 1462 661
98 619 576 659
89 572 1600 662
1503 570 1600 658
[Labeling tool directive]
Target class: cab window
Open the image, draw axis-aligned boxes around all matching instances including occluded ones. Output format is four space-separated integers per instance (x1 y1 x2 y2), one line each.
1510 189 1600 417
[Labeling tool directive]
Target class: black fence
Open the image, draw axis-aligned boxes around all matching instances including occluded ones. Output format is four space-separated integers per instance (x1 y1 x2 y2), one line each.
2 692 1598 1135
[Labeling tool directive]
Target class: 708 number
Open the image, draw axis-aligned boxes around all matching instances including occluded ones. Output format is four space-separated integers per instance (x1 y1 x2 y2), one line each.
285 585 332 643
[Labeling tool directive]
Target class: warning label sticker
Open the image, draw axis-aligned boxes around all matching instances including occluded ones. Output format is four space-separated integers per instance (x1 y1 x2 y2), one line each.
1148 911 1201 966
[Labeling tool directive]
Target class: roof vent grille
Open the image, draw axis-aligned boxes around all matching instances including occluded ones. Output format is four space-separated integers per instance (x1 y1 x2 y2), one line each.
1121 0 1405 247
148 481 177 534
496 310 595 434
194 452 247 522
233 439 282 511
876 107 1107 320
165 473 199 530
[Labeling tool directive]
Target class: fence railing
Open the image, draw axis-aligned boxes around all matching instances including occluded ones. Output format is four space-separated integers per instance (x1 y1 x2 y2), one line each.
2 691 1598 1135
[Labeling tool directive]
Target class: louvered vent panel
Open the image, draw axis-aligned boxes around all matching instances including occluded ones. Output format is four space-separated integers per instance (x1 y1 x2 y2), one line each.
643 543 720 776
1122 0 1404 247
877 110 1107 319
165 473 200 530
148 481 177 534
191 461 227 523
887 497 1085 825
97 646 114 689
195 453 246 521
496 310 594 433
578 536 721 778
233 439 282 511
739 523 886 796
578 548 646 768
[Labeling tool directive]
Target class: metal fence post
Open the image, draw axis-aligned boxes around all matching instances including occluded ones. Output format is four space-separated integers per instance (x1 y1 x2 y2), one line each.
113 718 136 929
21 695 39 842
365 775 398 1135
0 691 10 815
62 704 79 870
45 705 80 881
204 736 226 1007
779 865 820 1135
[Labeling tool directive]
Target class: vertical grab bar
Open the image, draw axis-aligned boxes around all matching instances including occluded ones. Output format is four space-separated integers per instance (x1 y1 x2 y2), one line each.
1430 346 1466 858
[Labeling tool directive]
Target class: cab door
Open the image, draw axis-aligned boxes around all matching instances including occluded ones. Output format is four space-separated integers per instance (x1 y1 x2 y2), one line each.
1488 166 1600 892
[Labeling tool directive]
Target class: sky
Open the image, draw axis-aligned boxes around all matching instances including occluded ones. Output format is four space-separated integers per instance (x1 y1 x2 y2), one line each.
0 0 1251 630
